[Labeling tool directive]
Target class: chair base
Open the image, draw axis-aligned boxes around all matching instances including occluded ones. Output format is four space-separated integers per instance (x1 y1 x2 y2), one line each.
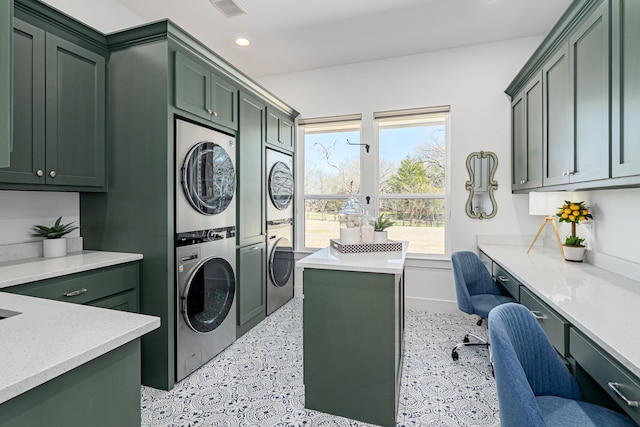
451 333 489 361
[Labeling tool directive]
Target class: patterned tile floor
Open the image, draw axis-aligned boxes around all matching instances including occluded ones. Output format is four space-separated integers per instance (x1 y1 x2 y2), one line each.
141 298 500 426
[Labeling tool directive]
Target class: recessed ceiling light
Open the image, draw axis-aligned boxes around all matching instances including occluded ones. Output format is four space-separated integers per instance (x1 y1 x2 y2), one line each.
235 37 251 47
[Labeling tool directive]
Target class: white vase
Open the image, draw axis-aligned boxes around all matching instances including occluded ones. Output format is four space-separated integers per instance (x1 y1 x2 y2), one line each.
563 245 586 262
373 231 387 243
43 238 67 258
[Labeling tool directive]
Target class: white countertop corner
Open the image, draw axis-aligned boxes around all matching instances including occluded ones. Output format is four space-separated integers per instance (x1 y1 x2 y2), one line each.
297 241 408 275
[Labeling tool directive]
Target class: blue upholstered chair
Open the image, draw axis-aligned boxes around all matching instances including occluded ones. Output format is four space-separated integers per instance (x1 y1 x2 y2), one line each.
450 251 516 361
489 303 636 427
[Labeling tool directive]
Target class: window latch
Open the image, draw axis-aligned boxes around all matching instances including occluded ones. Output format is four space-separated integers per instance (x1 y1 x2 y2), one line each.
346 139 370 153
365 196 371 204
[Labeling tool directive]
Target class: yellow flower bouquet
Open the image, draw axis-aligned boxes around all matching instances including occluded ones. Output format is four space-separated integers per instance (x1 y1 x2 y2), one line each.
556 201 592 246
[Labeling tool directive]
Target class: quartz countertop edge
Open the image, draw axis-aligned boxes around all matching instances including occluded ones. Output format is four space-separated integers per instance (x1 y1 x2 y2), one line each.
0 292 160 404
297 241 408 274
0 251 144 289
479 244 640 379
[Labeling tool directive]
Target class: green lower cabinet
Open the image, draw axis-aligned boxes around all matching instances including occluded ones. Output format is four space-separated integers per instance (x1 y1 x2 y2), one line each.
303 268 403 427
3 262 139 312
236 242 266 338
0 339 142 427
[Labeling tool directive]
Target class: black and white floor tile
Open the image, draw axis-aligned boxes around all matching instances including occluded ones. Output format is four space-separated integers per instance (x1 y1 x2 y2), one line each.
141 298 500 426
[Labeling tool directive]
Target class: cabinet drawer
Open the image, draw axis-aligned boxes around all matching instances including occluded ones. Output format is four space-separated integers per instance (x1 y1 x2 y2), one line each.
570 328 640 424
520 286 569 357
5 263 138 306
89 289 138 312
492 264 520 301
478 251 493 275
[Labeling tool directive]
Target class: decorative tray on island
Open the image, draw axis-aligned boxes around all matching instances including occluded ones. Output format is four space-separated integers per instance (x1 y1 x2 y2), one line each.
330 238 403 254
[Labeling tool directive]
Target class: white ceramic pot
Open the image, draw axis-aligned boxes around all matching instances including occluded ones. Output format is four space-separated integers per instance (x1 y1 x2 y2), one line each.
373 231 387 243
43 238 67 258
563 245 586 262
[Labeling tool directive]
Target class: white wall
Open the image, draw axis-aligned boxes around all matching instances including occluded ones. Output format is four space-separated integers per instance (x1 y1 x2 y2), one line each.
260 37 548 312
0 191 80 245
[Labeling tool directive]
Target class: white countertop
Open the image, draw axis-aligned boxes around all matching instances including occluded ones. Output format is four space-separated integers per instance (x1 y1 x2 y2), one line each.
479 244 640 378
297 241 408 274
0 291 159 404
0 251 143 289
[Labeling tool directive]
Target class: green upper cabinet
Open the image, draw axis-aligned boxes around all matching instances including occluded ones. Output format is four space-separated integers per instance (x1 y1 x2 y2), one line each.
0 0 12 168
611 0 640 178
237 92 265 246
174 50 238 130
543 44 572 186
511 72 542 191
266 107 294 152
569 1 609 184
0 17 106 190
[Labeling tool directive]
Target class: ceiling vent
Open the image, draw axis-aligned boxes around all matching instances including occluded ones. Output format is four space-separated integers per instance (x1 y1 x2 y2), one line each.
209 0 247 18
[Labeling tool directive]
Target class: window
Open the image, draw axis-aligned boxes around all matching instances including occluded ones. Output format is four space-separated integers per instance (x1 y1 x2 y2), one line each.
299 107 449 255
300 116 361 249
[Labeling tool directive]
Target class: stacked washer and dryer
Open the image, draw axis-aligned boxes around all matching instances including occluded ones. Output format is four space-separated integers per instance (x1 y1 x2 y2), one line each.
265 148 295 315
174 118 238 382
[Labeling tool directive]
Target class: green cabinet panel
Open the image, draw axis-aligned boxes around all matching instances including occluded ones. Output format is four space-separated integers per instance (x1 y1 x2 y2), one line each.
303 268 403 427
174 50 238 130
512 72 543 191
3 262 140 312
569 1 609 184
0 0 12 168
0 340 142 427
611 0 640 178
519 286 569 357
543 44 572 186
266 107 294 152
237 92 265 246
492 264 520 301
0 18 106 189
236 242 266 338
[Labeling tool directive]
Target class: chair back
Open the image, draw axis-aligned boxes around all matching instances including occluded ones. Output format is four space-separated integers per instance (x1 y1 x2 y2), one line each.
451 251 500 314
489 303 581 427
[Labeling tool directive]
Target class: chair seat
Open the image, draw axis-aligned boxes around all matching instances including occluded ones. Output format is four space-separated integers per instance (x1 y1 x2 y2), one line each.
469 294 516 318
537 395 637 427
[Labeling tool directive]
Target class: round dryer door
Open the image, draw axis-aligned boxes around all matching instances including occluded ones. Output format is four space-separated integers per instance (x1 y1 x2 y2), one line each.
269 237 294 287
183 257 235 333
268 161 293 211
182 141 236 215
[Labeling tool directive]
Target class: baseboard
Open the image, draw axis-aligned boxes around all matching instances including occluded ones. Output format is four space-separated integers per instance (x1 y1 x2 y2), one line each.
405 296 459 314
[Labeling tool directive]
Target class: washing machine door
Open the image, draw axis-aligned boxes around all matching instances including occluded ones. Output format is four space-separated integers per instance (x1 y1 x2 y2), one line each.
183 256 236 333
182 141 236 215
269 237 294 287
268 161 293 211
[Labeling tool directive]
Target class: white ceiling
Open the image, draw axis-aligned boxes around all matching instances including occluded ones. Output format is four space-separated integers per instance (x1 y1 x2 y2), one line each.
49 0 573 78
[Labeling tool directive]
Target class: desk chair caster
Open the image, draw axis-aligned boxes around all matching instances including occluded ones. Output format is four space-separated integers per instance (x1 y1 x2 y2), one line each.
451 332 489 361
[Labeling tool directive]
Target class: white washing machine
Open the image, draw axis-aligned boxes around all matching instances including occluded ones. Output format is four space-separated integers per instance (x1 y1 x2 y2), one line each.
175 227 236 382
266 148 293 227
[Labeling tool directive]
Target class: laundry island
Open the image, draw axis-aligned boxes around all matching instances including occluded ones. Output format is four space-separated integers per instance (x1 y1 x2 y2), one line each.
297 242 407 427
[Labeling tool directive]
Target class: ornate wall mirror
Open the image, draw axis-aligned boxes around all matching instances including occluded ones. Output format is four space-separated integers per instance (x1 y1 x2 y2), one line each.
465 151 498 219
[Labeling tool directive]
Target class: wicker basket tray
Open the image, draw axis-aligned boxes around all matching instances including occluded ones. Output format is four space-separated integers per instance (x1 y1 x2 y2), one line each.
330 238 402 254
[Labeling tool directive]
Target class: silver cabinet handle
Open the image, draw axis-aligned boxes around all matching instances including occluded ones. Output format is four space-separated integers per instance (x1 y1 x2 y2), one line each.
562 171 576 176
530 310 545 320
213 111 218 117
608 382 640 408
520 179 525 184
49 170 56 178
36 169 43 177
63 288 87 297
250 246 260 251
497 275 510 283
207 108 213 115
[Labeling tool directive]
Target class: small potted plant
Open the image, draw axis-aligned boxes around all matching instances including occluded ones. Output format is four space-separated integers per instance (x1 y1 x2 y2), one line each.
31 216 78 258
373 213 395 243
556 201 592 262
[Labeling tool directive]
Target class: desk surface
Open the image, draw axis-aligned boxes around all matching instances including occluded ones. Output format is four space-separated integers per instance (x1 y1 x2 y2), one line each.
479 244 640 379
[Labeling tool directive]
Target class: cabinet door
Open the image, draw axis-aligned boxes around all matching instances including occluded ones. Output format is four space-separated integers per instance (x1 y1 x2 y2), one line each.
0 0 12 168
543 45 572 186
612 0 640 178
524 73 543 189
237 242 266 338
45 33 105 187
211 73 238 130
511 92 526 190
237 92 265 246
280 116 294 151
174 51 212 122
0 19 45 184
266 108 280 146
569 2 609 183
